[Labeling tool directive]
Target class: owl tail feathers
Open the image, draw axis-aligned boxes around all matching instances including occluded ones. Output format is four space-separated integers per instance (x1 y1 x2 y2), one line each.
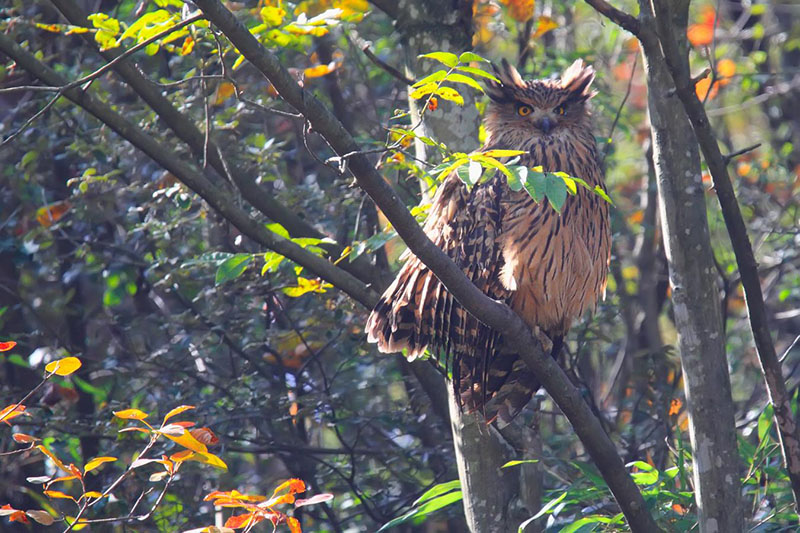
365 260 434 361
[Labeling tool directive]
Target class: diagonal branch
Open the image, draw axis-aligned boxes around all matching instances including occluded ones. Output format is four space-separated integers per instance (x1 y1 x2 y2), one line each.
649 0 800 514
189 0 661 530
48 0 382 289
0 32 378 310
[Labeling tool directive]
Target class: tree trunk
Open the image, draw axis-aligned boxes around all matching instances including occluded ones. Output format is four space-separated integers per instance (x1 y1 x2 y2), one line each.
638 2 744 531
394 1 540 530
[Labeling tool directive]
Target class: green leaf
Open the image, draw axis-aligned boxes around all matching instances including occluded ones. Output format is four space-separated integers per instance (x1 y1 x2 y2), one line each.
559 516 606 533
501 459 539 468
414 491 462 516
413 480 460 506
758 403 774 442
261 252 285 274
506 165 527 192
266 222 290 239
545 173 568 212
523 168 546 203
458 51 490 63
215 254 252 286
455 65 500 82
525 492 566 523
593 185 614 205
412 70 447 87
438 157 470 182
419 52 459 68
444 73 485 93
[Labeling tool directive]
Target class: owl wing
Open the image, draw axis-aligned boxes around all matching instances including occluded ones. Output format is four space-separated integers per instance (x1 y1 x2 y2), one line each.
366 172 512 415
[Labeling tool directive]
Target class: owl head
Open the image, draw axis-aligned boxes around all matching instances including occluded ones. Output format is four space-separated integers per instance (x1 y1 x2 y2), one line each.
484 59 596 145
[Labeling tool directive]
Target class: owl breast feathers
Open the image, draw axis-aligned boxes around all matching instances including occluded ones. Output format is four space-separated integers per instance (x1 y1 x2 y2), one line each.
366 59 611 424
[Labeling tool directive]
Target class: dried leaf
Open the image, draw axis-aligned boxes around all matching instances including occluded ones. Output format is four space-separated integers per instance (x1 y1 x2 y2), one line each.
25 510 54 525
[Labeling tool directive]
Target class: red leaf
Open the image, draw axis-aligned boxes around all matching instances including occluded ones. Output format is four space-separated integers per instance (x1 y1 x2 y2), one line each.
0 341 17 352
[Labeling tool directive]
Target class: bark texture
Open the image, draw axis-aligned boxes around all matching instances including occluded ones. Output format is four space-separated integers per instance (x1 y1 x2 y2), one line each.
638 6 743 532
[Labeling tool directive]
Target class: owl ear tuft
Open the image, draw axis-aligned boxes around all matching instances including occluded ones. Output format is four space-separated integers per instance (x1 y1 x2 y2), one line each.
561 59 596 102
486 59 525 103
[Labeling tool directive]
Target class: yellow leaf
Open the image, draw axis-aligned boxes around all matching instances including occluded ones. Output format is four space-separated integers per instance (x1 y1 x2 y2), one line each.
159 425 208 453
81 491 105 500
114 408 149 420
84 456 117 474
161 405 196 426
532 16 558 39
44 356 82 376
36 445 70 472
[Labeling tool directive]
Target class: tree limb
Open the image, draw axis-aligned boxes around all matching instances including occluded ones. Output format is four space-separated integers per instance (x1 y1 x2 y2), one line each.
0 32 379 310
189 0 661 530
48 0 382 289
650 0 800 514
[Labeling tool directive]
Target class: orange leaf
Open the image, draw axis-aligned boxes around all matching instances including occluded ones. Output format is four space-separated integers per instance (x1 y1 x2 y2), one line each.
532 16 558 39
0 404 27 425
43 490 76 501
214 82 236 105
180 36 195 56
84 456 117 474
9 511 29 524
190 427 219 446
627 210 644 225
161 405 195 426
668 398 682 416
12 433 39 443
113 408 149 420
224 512 263 529
170 449 194 463
0 504 21 516
44 356 82 376
36 201 70 228
287 516 302 533
500 0 534 22
0 341 17 352
687 6 716 47
303 62 337 78
694 77 719 101
426 97 438 112
36 445 71 472
716 58 736 79
45 474 80 489
737 162 752 176
272 479 306 498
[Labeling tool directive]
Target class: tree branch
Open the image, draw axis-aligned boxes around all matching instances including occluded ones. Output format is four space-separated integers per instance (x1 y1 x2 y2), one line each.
189 0 661 530
0 32 378 310
650 0 800 514
48 0 382 289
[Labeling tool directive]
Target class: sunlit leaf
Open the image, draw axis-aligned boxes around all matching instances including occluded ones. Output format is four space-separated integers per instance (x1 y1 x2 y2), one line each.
43 490 76 501
304 62 337 78
213 82 237 106
44 356 82 376
162 405 196 426
0 341 16 352
224 512 262 529
84 456 117 474
0 404 27 425
532 15 558 38
434 86 464 105
113 408 149 420
419 52 459 68
501 459 539 468
500 0 534 22
287 516 302 533
458 51 489 63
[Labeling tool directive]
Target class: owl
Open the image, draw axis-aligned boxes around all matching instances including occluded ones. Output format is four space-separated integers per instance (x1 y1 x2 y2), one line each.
366 59 611 424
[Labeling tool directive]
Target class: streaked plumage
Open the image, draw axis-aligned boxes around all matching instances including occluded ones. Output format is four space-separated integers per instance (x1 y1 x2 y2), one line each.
367 59 611 424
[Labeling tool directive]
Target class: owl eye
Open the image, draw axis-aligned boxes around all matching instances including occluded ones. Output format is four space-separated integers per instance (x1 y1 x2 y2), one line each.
554 105 566 116
516 104 533 117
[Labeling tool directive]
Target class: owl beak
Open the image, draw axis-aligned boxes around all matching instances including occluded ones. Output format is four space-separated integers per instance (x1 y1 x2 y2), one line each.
537 117 553 134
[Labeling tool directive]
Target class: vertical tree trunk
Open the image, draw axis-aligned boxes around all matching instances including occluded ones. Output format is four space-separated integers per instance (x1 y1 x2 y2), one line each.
393 2 539 530
637 2 744 531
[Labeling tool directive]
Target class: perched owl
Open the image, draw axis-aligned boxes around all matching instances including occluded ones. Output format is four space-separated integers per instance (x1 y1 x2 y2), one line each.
366 59 611 424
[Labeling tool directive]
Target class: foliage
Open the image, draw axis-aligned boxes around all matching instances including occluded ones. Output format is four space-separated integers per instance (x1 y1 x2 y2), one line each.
0 0 799 531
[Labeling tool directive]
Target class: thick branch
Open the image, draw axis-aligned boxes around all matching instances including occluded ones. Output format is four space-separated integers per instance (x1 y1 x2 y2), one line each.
48 0 381 289
190 0 660 530
0 32 378 310
650 0 800 512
